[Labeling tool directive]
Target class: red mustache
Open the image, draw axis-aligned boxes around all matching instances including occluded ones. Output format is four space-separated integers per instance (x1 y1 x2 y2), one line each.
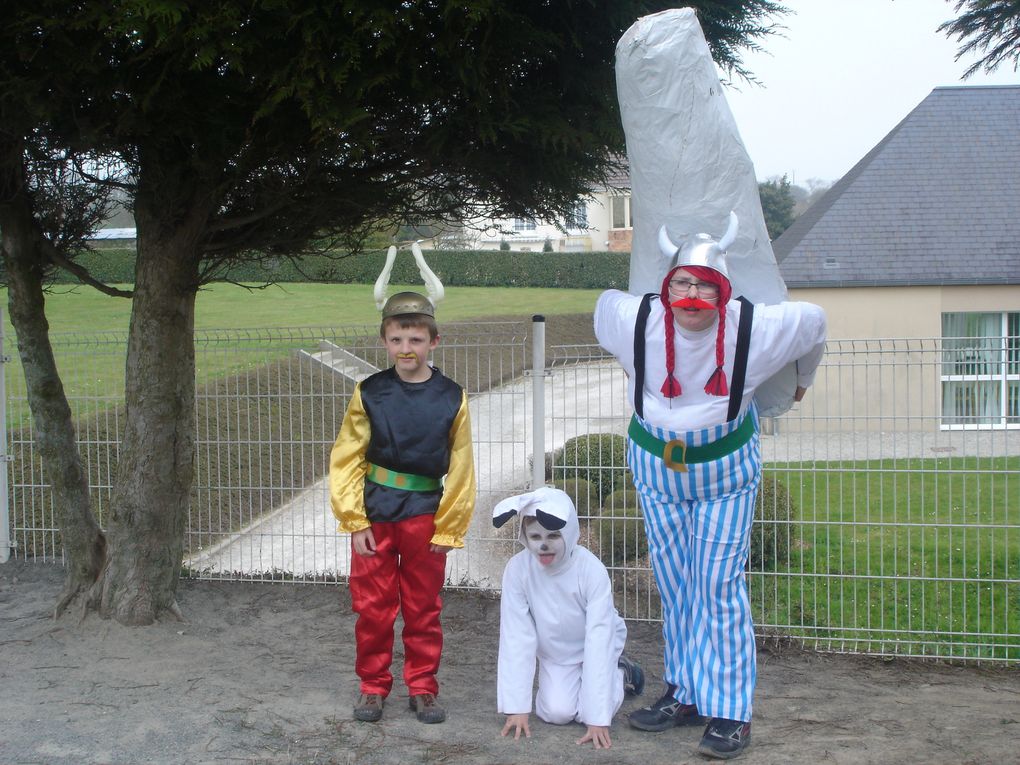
670 297 717 311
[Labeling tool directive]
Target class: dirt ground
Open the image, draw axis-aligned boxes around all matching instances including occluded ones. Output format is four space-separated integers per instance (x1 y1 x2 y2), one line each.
1 561 1017 765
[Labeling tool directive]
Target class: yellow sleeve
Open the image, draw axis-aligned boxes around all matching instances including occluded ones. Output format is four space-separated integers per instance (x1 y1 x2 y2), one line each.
328 384 371 535
431 389 476 548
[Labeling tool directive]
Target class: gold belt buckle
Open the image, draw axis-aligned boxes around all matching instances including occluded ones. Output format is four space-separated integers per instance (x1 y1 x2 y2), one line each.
663 438 688 473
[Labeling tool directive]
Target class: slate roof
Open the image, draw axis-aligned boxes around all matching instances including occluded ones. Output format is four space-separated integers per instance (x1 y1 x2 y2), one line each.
604 152 632 191
774 85 1020 288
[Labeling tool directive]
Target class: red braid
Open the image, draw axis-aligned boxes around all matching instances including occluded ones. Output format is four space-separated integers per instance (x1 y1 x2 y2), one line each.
659 268 682 397
704 304 729 395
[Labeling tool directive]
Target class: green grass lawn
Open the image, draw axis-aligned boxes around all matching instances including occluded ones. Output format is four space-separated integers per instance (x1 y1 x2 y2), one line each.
0 282 602 428
1 282 602 334
752 457 1020 659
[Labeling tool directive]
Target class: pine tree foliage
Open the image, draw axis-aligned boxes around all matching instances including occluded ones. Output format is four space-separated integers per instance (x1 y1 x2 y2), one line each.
2 1 789 276
938 0 1020 78
758 175 795 241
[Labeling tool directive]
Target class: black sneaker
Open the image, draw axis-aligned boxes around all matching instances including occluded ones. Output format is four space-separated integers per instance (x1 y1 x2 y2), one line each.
698 717 751 759
618 653 645 696
628 684 705 731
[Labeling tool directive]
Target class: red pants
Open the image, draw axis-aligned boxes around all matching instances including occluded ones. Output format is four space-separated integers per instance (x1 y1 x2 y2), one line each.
350 513 447 697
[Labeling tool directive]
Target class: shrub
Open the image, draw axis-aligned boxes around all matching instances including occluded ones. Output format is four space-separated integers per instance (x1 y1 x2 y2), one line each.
542 237 553 253
550 477 597 519
499 239 510 252
751 475 795 571
550 433 630 501
596 486 647 566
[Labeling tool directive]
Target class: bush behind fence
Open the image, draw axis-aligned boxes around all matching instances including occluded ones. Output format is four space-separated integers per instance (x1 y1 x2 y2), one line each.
63 247 630 290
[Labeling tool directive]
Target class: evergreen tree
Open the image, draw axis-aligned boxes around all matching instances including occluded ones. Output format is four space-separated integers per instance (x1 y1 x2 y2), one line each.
758 176 796 240
1 0 789 623
938 0 1020 78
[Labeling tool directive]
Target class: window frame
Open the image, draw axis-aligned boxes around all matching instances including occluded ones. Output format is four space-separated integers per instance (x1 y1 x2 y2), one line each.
609 194 632 230
940 310 1019 430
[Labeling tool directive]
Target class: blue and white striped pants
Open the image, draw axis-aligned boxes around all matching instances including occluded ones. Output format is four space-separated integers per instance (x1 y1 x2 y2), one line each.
627 409 761 722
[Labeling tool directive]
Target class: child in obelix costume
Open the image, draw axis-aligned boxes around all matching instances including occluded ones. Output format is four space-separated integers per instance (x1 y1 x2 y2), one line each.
493 487 644 750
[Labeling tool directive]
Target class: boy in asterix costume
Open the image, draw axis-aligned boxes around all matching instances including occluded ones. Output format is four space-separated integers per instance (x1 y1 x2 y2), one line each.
330 244 475 725
493 486 644 750
594 215 827 759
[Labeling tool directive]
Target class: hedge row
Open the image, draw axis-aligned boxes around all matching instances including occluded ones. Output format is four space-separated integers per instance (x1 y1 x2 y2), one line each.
56 247 631 290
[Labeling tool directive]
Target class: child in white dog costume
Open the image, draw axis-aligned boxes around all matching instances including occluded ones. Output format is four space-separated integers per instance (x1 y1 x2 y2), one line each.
493 486 643 749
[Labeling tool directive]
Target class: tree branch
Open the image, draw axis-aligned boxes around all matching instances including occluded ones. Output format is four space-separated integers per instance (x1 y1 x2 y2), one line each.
45 243 133 298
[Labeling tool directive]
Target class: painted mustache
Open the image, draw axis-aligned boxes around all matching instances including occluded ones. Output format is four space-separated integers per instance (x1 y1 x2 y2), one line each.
396 353 418 360
670 297 717 311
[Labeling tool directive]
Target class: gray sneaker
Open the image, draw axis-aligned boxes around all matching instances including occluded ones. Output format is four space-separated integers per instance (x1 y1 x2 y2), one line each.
353 693 384 722
408 693 446 724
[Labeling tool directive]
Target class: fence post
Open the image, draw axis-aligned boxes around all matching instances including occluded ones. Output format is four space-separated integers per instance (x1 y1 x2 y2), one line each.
531 315 546 490
0 308 11 562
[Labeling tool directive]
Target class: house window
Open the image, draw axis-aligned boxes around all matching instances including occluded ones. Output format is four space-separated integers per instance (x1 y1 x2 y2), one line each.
610 195 632 229
565 202 588 230
513 218 536 231
940 311 1019 428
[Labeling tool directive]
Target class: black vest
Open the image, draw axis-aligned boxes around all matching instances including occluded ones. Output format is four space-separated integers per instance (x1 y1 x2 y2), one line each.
359 366 464 522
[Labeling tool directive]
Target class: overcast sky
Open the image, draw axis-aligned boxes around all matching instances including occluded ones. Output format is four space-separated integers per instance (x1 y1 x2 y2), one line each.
721 0 1020 185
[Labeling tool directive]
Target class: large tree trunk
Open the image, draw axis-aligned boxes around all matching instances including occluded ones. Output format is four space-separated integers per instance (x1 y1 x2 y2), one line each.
0 141 106 613
98 222 201 625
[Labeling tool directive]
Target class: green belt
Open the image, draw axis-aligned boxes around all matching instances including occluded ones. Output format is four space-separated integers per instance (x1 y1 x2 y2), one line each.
627 413 756 473
366 462 441 492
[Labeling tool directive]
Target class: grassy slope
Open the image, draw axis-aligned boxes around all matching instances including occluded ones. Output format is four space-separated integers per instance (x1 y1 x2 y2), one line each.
1 283 603 333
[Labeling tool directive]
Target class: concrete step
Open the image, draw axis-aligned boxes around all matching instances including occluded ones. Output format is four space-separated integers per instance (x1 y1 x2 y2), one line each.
298 340 380 383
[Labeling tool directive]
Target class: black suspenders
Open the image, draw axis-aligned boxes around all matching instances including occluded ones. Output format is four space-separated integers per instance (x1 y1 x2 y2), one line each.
633 295 754 423
728 296 754 422
632 293 658 420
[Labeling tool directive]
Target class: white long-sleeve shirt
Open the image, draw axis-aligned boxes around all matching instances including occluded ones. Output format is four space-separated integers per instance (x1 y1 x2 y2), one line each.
595 290 827 431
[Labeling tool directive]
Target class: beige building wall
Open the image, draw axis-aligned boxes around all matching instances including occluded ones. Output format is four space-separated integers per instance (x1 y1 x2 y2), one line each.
789 285 1020 341
779 285 1020 434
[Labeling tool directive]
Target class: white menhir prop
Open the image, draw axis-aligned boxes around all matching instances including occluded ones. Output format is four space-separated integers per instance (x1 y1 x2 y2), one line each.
616 8 797 416
373 241 446 311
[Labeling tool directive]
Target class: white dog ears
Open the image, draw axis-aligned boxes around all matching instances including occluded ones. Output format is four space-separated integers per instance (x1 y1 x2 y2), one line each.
491 487 573 531
373 241 446 312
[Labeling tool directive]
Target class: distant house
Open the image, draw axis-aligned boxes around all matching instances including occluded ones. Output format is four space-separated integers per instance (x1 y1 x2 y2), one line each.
775 85 1020 430
89 199 136 247
466 163 633 253
90 227 136 243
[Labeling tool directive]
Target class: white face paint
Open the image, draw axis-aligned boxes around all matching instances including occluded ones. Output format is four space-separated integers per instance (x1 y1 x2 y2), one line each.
523 518 566 568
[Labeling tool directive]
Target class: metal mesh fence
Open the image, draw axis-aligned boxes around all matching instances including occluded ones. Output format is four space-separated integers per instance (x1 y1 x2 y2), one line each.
3 326 1018 661
542 339 1019 661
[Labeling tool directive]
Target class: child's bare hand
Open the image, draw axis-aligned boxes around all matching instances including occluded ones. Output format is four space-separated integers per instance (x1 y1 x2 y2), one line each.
501 713 531 740
352 528 376 557
577 725 612 749
429 543 453 554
